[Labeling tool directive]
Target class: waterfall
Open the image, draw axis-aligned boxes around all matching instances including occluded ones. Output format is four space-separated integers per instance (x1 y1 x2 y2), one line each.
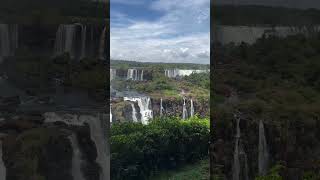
182 98 188 119
127 69 144 81
258 120 269 176
160 98 164 116
124 97 153 124
110 69 117 80
80 114 109 180
68 134 85 180
130 103 138 122
0 24 18 62
110 106 112 123
232 116 241 180
0 141 6 180
164 69 208 78
98 26 106 60
190 99 194 117
232 115 249 180
44 113 109 180
80 25 87 59
54 24 76 58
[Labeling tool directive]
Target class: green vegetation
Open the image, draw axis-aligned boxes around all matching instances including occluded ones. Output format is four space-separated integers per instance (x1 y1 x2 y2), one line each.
111 60 209 70
3 54 107 93
110 116 210 180
151 158 209 180
213 33 320 178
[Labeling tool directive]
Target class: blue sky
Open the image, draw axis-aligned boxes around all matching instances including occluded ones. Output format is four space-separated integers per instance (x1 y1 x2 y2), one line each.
110 0 210 64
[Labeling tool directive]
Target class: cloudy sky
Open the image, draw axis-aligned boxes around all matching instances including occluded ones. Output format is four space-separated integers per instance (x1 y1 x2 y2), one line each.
110 0 210 64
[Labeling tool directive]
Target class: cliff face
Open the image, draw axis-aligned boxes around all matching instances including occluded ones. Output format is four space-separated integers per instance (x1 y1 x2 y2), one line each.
0 112 105 180
111 97 209 123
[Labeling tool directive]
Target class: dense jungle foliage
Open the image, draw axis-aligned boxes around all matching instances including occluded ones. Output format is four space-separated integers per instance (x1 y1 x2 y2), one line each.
110 116 210 180
212 33 320 179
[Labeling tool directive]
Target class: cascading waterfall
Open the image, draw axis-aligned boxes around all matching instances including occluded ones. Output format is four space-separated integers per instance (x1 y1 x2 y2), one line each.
130 103 138 122
124 97 153 124
182 98 188 119
0 24 18 62
54 24 76 58
80 114 109 180
232 115 249 180
258 120 269 176
44 112 109 180
68 134 85 180
233 116 241 180
0 141 6 180
160 98 164 116
80 25 87 59
110 69 117 80
98 26 106 60
190 99 194 117
110 106 112 123
127 69 144 81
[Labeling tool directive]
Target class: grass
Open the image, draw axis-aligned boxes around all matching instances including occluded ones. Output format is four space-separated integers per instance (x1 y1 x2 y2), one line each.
150 158 209 180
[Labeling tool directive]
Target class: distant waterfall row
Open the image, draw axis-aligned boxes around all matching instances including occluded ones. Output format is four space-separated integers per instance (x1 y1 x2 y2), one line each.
232 115 270 180
165 69 208 78
127 69 144 81
0 24 18 62
54 24 106 60
110 68 209 81
0 23 106 61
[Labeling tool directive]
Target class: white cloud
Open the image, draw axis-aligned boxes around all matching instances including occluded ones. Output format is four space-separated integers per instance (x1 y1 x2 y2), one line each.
111 0 210 64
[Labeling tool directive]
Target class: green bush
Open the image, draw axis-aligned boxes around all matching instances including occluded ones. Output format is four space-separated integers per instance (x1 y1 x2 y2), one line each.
110 117 210 180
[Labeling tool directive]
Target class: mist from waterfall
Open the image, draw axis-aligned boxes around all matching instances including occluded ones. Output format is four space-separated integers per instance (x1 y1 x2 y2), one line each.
182 98 188 119
0 24 18 62
258 120 269 176
190 99 194 117
165 69 208 78
68 134 85 180
0 141 6 180
124 97 153 124
130 103 138 122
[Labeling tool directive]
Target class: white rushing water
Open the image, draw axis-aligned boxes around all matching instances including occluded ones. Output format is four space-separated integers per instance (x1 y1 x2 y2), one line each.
127 69 144 81
124 97 153 124
110 106 112 123
0 24 18 62
54 24 76 58
160 98 164 116
44 112 109 180
258 120 269 176
190 99 194 117
68 134 85 180
99 26 106 60
0 141 6 180
80 25 87 59
165 69 208 78
182 98 188 120
110 69 117 81
130 103 138 122
233 116 241 180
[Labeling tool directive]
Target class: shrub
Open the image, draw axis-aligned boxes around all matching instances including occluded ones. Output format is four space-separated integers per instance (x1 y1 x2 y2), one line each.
110 117 210 180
